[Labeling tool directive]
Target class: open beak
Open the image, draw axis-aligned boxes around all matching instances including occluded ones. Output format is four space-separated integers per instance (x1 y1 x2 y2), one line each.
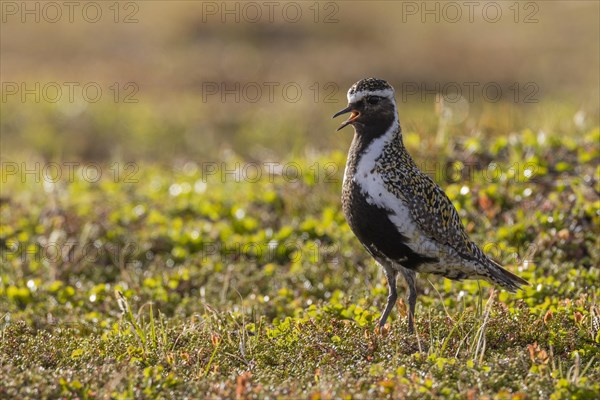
333 105 360 131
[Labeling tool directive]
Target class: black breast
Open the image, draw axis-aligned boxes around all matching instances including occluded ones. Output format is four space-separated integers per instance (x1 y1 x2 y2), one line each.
342 177 438 270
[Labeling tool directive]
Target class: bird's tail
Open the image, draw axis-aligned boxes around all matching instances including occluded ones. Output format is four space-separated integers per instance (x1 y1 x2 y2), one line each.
485 259 530 293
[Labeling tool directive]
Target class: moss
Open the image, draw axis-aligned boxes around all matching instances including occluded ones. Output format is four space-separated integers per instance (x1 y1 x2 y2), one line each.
1 109 598 399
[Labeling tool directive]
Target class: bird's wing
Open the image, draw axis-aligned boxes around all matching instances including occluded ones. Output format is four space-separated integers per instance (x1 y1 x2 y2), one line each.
381 162 482 262
409 174 480 259
376 152 529 290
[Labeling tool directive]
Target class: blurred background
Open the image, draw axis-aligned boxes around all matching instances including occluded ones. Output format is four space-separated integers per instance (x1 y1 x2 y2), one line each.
1 1 599 164
1 3 599 397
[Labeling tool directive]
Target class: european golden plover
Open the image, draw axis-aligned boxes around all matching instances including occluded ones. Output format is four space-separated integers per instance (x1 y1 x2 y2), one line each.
333 78 529 332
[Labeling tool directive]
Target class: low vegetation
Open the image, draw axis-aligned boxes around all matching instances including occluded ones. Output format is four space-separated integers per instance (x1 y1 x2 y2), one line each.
1 101 599 399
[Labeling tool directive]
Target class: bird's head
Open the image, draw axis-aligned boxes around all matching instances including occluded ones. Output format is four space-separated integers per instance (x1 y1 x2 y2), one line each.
333 78 398 134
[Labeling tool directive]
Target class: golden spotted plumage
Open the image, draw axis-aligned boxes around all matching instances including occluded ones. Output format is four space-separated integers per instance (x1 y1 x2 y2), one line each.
374 127 485 263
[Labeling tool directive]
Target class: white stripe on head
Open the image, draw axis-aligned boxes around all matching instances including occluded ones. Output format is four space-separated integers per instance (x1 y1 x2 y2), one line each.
347 88 395 104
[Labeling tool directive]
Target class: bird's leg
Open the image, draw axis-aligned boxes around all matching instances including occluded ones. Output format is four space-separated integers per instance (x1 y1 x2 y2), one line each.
400 268 417 333
378 267 398 328
407 284 417 333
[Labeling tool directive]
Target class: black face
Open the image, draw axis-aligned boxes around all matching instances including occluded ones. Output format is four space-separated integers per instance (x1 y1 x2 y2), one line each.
351 95 396 130
333 94 397 138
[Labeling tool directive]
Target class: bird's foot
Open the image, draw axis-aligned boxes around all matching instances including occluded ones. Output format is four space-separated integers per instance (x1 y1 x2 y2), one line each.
374 323 390 336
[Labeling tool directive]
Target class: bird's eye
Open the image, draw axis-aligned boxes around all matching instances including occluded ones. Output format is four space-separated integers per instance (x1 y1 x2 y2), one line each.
367 96 380 105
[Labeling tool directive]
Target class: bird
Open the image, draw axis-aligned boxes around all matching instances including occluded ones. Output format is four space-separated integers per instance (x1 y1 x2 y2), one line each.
333 78 529 333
